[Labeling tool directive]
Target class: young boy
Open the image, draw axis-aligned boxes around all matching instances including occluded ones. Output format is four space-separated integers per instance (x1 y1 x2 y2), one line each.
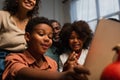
2 17 90 80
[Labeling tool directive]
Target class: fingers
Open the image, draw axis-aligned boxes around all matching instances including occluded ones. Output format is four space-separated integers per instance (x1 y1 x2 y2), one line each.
66 71 89 80
68 51 78 62
63 51 79 71
73 74 88 80
74 65 90 75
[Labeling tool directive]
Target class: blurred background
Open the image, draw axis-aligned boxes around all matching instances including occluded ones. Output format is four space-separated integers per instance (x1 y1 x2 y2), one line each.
0 0 120 32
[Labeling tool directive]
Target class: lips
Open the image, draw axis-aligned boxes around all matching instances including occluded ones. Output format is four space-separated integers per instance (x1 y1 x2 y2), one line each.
72 44 80 47
25 3 34 7
24 0 35 7
42 44 50 50
72 44 81 49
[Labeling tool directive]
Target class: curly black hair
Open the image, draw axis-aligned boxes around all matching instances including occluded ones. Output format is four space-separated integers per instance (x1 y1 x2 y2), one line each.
25 16 53 34
3 0 41 17
60 20 93 51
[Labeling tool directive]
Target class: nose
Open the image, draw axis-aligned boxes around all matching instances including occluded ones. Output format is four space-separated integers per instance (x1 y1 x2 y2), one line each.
73 38 79 42
53 29 59 34
44 35 51 42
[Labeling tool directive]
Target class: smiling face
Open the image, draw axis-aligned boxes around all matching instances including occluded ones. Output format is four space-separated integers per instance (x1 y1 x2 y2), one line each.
69 31 84 53
18 0 36 12
25 23 53 55
52 22 61 42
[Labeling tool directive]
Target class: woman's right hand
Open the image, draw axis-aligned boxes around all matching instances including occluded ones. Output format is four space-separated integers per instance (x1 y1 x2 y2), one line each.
63 51 90 80
63 51 78 71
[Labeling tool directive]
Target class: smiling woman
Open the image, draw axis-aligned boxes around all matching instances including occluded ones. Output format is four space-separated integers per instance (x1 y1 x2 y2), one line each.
0 0 41 79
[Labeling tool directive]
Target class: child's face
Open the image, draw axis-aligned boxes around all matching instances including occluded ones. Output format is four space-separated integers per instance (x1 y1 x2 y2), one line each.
26 23 53 55
69 31 84 53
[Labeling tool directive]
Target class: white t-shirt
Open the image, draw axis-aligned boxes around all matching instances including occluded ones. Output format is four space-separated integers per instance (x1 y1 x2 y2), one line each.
59 49 88 72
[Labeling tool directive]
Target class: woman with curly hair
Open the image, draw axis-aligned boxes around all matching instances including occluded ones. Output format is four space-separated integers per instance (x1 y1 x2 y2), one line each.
0 0 41 78
59 20 93 72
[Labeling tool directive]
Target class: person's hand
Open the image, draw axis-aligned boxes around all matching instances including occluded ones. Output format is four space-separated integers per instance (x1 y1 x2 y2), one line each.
64 65 90 80
62 51 90 80
63 51 78 71
67 51 78 64
74 65 90 75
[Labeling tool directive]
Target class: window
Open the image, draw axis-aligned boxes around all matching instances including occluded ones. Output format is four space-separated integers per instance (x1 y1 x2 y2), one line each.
70 0 120 32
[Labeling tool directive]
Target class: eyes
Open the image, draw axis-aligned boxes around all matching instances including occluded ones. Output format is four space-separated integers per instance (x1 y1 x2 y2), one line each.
69 36 81 40
37 30 53 39
69 31 86 41
69 36 86 41
38 33 53 39
53 26 61 31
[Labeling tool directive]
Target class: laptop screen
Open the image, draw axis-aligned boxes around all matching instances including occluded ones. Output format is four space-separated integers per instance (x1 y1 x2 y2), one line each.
84 18 120 80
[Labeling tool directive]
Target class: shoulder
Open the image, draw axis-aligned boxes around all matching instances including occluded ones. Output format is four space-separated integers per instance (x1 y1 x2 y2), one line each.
60 52 69 58
59 53 69 64
0 10 10 23
3 53 29 80
5 53 26 62
6 53 22 59
6 53 20 60
82 49 88 54
0 10 10 15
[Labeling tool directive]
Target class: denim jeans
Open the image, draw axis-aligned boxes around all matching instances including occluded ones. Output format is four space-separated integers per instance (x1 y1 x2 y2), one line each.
0 50 10 79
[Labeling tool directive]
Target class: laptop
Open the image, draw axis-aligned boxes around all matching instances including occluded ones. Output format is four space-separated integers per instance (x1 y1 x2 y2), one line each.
84 18 120 80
